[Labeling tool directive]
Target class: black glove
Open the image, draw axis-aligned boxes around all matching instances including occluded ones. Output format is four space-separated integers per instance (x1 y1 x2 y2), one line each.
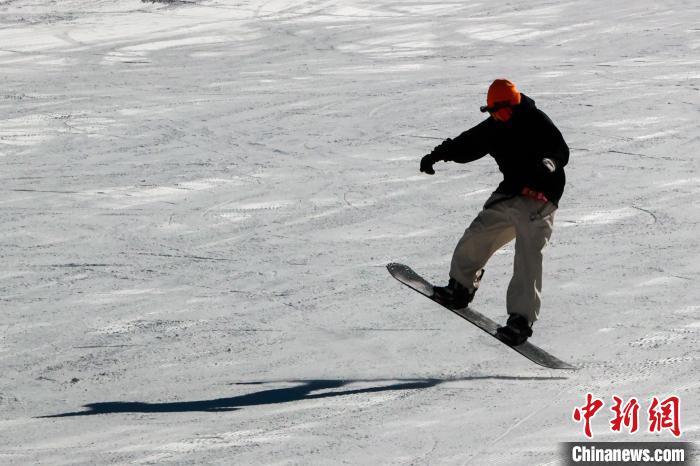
420 154 437 175
420 138 453 175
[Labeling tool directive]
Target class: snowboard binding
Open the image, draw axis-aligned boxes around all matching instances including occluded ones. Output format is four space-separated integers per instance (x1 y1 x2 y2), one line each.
496 314 533 346
431 270 484 310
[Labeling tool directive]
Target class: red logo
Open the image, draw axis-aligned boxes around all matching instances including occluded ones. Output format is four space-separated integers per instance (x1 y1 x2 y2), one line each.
573 394 682 438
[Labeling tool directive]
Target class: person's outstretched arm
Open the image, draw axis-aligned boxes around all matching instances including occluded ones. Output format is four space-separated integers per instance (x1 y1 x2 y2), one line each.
420 120 491 175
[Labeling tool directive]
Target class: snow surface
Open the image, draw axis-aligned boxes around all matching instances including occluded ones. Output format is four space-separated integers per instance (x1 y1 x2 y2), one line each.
1 0 699 464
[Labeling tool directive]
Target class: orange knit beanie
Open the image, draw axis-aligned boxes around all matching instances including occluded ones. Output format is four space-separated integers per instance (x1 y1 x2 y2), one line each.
487 79 521 108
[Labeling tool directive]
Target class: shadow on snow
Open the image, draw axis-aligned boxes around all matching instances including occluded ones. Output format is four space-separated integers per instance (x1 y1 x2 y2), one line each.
40 376 566 418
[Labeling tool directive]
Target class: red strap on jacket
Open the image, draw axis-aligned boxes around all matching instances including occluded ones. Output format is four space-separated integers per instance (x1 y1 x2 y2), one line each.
521 187 548 203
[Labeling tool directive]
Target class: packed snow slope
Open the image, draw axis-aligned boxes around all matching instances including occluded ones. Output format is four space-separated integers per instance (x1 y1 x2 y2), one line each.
1 0 698 464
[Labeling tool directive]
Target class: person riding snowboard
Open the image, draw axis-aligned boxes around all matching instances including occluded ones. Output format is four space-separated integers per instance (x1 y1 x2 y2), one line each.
420 79 569 345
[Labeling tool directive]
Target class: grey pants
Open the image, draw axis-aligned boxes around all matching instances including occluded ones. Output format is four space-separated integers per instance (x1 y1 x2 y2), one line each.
449 194 556 323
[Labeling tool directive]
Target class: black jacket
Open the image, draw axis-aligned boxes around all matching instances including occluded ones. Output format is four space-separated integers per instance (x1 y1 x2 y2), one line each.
429 94 569 205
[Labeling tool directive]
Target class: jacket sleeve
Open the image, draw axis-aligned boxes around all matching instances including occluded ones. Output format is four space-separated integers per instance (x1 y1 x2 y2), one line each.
536 110 569 168
430 119 491 164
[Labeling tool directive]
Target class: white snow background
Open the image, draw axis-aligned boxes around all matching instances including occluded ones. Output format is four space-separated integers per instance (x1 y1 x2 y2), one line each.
1 0 699 464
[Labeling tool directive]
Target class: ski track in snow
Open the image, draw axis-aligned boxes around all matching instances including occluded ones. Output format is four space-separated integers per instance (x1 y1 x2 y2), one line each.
1 0 699 464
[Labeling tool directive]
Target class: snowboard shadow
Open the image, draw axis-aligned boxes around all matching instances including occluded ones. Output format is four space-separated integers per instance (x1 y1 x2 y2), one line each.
40 375 566 418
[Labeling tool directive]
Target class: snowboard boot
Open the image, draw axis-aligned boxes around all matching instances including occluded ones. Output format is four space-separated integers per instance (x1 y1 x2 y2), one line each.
432 278 475 309
496 314 533 346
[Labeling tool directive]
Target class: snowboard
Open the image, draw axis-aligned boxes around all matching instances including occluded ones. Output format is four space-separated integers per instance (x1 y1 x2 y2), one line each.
387 263 576 370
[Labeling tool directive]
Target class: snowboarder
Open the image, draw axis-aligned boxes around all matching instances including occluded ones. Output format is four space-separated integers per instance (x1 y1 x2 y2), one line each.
419 79 569 345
